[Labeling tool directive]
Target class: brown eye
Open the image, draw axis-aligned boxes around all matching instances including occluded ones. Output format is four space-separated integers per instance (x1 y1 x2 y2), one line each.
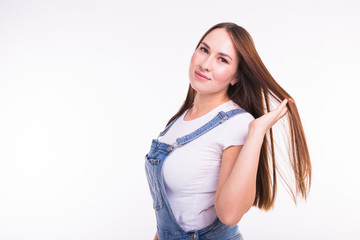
200 47 208 53
219 57 228 63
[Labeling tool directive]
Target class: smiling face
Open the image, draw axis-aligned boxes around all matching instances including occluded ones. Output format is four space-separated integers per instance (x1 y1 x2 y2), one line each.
188 28 239 98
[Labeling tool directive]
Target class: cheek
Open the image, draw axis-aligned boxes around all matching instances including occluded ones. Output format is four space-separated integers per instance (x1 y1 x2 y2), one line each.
190 52 199 67
190 51 206 67
189 54 196 68
213 67 236 82
189 54 196 75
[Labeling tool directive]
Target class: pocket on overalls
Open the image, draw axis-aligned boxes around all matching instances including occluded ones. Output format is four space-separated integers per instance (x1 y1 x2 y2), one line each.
145 154 164 210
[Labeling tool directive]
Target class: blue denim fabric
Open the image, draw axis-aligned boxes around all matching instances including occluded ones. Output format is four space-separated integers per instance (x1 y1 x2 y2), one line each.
145 109 246 240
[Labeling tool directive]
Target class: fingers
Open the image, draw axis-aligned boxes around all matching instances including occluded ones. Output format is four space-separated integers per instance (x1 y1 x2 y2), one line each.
276 98 288 113
282 98 289 106
278 106 288 118
275 98 291 121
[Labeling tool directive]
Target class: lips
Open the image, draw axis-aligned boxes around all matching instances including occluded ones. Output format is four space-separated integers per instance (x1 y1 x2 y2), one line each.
195 71 210 81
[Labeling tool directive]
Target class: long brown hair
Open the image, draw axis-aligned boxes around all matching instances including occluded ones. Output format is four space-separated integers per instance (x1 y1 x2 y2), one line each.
166 22 311 210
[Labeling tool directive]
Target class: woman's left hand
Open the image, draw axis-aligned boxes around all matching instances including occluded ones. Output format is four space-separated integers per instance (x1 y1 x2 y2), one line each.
248 98 292 135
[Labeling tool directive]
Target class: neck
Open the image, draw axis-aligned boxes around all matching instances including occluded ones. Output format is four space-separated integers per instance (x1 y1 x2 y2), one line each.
190 92 230 115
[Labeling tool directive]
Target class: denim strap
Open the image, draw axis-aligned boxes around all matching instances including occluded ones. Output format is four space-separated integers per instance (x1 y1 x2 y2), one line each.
175 109 245 147
157 115 181 139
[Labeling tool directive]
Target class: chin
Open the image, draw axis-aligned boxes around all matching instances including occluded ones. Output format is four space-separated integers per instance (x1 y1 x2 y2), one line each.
190 84 213 95
189 80 202 93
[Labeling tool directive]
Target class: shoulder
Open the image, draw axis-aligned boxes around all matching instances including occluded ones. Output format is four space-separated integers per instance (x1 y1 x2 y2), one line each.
222 101 255 125
217 104 254 149
229 110 254 121
220 111 254 133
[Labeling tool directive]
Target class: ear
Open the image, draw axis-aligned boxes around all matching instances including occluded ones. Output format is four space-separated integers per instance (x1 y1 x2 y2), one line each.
230 78 238 86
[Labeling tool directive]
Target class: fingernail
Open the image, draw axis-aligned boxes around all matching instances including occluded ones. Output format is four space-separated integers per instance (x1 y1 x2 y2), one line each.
289 98 294 103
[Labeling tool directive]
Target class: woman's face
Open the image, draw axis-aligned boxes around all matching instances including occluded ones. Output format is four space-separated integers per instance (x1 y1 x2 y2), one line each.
188 28 239 97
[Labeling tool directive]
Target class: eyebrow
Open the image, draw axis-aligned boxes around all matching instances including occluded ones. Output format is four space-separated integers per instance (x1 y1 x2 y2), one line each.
200 42 233 61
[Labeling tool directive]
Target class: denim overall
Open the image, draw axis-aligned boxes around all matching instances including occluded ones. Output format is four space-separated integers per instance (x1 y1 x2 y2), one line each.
145 109 246 240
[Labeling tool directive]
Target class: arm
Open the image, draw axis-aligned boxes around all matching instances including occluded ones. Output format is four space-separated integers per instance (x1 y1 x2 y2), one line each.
214 98 291 225
154 232 158 240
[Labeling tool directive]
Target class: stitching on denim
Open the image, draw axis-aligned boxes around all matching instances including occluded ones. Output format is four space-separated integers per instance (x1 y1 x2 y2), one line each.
229 233 243 240
145 162 156 209
149 147 170 154
145 157 163 210
154 202 163 210
148 159 160 164
145 155 161 164
152 161 158 209
203 225 230 239
218 111 225 119
157 148 171 153
158 228 183 234
179 117 221 145
177 109 246 147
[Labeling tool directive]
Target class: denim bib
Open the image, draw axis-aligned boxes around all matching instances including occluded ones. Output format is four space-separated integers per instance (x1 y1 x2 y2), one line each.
145 109 246 240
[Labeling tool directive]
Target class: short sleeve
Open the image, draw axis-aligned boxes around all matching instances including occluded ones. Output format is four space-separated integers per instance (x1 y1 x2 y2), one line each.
218 112 255 150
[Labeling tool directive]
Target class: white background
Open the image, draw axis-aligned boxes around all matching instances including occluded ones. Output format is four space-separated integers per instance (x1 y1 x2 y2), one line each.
0 0 359 239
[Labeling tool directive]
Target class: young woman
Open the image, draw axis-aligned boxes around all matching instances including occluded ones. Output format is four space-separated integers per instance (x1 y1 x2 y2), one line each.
145 22 311 240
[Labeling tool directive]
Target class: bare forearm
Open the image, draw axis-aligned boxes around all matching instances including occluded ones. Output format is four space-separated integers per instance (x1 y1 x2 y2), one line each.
215 127 265 224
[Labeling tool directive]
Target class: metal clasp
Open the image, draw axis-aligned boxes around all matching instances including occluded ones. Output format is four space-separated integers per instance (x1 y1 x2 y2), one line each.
167 138 181 152
218 111 228 122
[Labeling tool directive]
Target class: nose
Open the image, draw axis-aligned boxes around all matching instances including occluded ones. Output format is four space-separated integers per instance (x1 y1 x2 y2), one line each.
199 56 212 72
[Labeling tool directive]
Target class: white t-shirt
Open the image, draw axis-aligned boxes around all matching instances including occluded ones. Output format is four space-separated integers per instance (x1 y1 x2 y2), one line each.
159 100 254 231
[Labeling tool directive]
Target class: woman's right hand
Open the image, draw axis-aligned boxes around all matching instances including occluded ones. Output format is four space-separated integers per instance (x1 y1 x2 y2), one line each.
248 98 292 135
